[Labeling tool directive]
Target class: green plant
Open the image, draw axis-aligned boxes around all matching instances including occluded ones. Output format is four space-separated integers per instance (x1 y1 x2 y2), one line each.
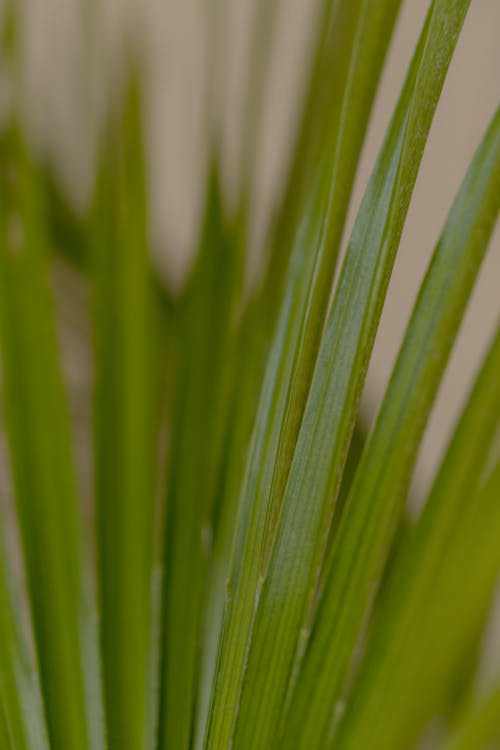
1 1 500 749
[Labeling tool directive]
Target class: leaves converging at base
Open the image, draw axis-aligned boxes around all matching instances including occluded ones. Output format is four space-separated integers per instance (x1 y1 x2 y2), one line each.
0 2 500 749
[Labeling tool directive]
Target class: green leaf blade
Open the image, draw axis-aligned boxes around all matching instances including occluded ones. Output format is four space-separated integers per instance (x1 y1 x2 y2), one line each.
203 3 402 747
282 100 500 750
158 165 244 750
0 533 49 750
93 82 156 750
229 3 472 749
446 686 500 750
0 131 102 750
337 448 500 750
329 308 500 747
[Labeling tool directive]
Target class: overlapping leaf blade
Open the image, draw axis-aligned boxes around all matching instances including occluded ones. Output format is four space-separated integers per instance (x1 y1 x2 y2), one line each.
158 165 244 750
93 81 156 750
262 0 402 563
331 316 500 746
0 533 48 750
193 298 266 749
283 100 500 748
337 446 500 750
0 129 103 750
203 3 402 747
1 3 499 750
229 3 471 749
446 685 500 750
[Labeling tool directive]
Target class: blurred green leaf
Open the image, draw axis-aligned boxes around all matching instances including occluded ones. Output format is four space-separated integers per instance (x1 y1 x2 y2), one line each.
0 128 104 750
0 532 49 750
92 80 156 750
446 686 500 750
1 2 499 750
157 164 244 750
337 448 500 750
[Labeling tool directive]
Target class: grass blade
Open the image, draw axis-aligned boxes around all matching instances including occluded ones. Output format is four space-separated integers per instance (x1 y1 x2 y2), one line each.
0 702 9 749
328 321 500 747
203 5 402 746
282 100 500 748
158 166 243 750
337 448 500 750
446 686 500 750
0 128 103 750
93 81 156 750
262 0 402 563
0 532 49 750
227 3 471 749
263 0 401 329
193 300 264 749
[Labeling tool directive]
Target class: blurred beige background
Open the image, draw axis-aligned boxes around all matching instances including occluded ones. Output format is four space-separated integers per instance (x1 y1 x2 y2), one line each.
4 0 500 496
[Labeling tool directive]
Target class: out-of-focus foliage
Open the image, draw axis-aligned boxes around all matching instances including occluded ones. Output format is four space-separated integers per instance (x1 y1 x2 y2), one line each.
0 2 500 750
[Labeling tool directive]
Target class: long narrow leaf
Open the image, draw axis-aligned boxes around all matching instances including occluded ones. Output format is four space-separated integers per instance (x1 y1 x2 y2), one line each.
229 4 471 749
446 686 500 750
329 316 500 746
203 4 401 746
262 0 402 563
0 532 48 750
93 81 156 750
193 300 264 749
0 129 103 750
336 449 500 749
283 101 500 748
158 165 243 750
